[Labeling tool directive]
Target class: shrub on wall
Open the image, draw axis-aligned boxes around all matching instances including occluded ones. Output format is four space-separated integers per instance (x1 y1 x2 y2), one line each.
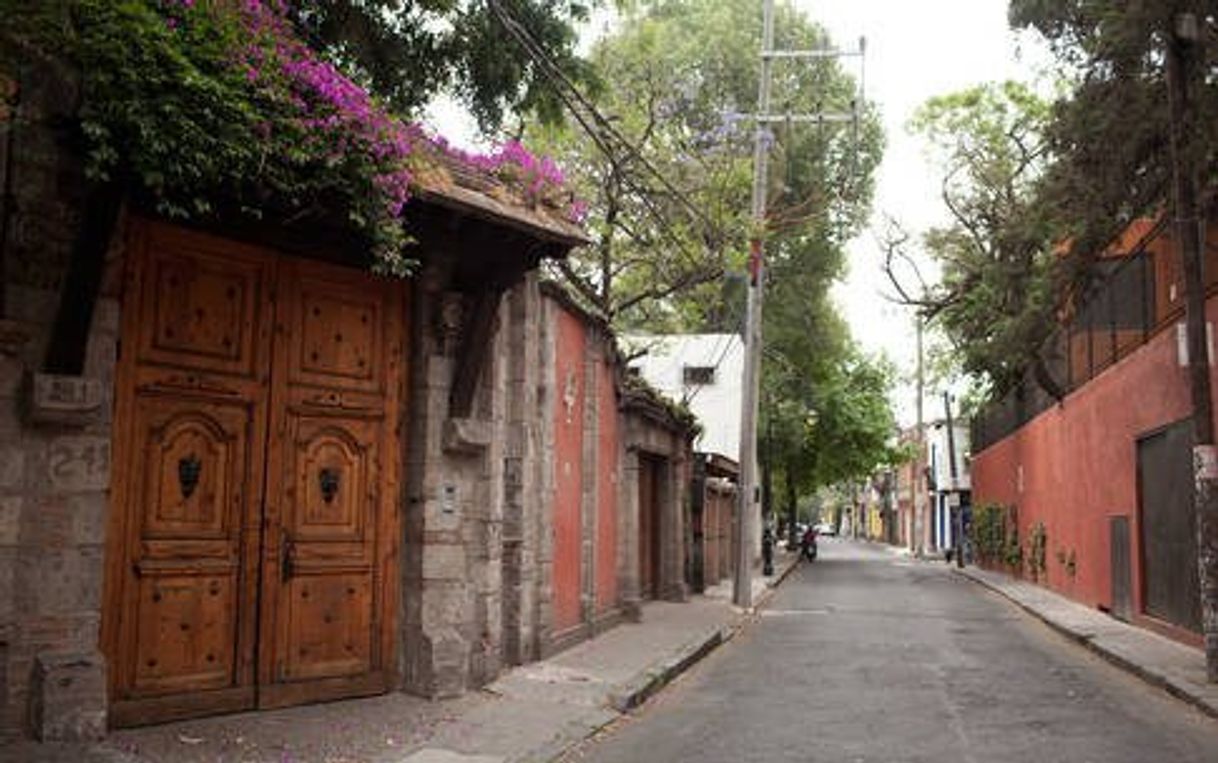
1027 521 1047 581
970 502 1022 572
0 0 580 275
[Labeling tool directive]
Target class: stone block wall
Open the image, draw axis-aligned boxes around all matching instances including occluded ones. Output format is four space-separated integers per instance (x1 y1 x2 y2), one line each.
0 60 117 740
621 401 694 607
402 271 550 696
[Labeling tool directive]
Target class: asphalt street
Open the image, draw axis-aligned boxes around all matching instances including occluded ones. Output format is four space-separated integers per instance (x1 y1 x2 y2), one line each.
560 539 1218 763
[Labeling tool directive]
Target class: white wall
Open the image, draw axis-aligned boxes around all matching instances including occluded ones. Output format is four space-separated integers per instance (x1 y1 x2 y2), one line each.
927 421 971 492
623 334 744 461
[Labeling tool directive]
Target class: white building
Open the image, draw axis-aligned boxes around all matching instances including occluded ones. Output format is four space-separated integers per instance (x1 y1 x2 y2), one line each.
623 333 744 460
926 419 971 551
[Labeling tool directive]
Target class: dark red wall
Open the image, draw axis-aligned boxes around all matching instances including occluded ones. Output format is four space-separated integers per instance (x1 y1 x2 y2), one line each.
552 308 586 633
971 294 1218 638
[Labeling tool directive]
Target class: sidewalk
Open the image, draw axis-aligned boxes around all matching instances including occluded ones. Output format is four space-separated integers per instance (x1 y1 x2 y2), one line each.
3 550 799 763
955 563 1218 719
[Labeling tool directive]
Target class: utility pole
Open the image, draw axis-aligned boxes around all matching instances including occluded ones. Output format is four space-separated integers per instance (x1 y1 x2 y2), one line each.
734 0 775 609
944 391 963 568
1166 10 1218 682
734 1 864 608
912 315 925 556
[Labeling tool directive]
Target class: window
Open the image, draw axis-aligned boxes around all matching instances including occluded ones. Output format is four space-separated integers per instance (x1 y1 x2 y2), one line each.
683 365 715 385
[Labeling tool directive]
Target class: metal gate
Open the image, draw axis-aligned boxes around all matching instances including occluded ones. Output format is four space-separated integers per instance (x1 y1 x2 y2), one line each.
1137 420 1202 633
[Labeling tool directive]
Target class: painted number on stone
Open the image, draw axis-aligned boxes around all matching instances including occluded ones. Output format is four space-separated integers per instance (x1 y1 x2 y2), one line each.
47 437 110 491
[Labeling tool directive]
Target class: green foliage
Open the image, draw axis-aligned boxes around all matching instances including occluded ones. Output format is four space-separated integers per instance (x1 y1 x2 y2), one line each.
528 0 882 328
2 0 421 271
1027 520 1048 580
1 1 584 275
1001 1 1218 376
531 1 891 506
289 0 598 132
971 503 1016 568
908 81 1065 396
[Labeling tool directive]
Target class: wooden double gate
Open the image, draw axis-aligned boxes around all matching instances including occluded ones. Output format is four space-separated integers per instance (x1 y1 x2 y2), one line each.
103 222 405 725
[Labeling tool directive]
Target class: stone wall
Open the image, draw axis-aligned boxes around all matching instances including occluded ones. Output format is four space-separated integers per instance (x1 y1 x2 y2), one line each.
537 289 694 644
402 271 552 695
621 400 694 609
0 54 700 736
0 61 114 741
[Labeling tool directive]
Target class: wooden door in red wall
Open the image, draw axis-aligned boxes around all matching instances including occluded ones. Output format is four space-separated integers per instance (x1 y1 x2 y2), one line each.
1137 421 1202 633
638 455 663 600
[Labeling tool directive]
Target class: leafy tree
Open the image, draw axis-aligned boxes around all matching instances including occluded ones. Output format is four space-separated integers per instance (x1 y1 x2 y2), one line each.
1009 0 1218 683
528 0 882 328
895 81 1063 397
288 0 598 132
527 1 895 538
1009 1 1218 262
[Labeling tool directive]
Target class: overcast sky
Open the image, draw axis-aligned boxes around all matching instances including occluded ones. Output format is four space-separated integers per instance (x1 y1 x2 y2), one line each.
803 0 1050 424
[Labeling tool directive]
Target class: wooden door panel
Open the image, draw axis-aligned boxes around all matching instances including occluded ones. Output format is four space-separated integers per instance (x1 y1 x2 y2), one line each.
131 569 238 693
116 377 257 703
290 419 373 543
638 458 655 600
138 405 241 540
275 412 379 682
281 572 374 680
289 280 384 394
106 222 272 725
1138 421 1202 632
107 221 404 723
260 257 402 702
136 228 268 378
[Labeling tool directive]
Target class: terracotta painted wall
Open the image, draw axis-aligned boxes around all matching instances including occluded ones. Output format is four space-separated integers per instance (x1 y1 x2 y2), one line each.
595 356 619 613
552 309 586 633
971 295 1218 623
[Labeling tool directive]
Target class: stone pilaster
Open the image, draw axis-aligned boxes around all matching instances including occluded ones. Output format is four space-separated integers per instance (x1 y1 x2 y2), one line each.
534 297 556 653
579 327 598 627
619 447 642 622
501 273 544 666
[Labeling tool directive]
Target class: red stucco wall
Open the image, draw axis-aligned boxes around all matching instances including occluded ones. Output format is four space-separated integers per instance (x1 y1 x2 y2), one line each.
971 295 1218 631
595 356 619 613
552 309 586 633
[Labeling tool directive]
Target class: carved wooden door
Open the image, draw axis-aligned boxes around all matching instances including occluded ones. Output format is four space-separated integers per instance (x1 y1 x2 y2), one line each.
258 256 402 707
105 222 404 725
104 223 274 725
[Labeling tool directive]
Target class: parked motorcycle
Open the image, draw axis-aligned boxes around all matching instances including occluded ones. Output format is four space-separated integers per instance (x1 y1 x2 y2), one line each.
800 527 818 562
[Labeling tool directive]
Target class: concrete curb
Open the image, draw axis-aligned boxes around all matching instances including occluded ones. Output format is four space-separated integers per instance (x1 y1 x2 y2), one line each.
953 567 1218 720
527 556 802 762
607 624 731 713
607 554 801 714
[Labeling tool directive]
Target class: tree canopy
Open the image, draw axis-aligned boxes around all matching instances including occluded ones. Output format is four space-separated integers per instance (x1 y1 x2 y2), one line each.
1009 0 1218 262
0 0 587 272
528 0 882 329
287 0 598 132
527 0 897 509
898 81 1062 397
900 3 1218 400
